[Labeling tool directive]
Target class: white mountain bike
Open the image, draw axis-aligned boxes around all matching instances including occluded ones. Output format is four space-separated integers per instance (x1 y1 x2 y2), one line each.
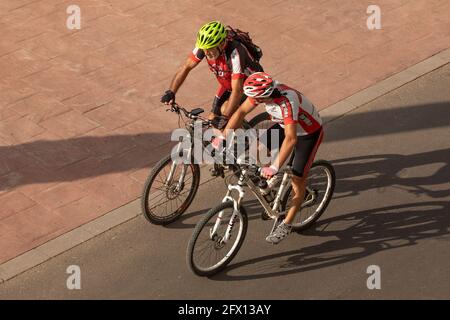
186 159 335 277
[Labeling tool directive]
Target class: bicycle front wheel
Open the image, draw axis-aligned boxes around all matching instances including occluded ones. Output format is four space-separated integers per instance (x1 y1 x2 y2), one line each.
141 154 200 225
187 201 248 276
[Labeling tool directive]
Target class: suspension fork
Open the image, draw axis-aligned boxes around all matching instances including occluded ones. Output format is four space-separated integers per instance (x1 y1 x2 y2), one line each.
174 150 190 192
210 175 246 242
166 136 191 188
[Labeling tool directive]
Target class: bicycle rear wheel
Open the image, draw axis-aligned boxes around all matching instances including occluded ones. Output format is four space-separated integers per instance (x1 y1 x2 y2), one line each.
280 160 335 231
248 111 271 130
187 201 248 276
141 154 200 225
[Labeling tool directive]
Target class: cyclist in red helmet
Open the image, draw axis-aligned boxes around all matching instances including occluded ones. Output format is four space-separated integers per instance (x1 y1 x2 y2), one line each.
215 72 324 244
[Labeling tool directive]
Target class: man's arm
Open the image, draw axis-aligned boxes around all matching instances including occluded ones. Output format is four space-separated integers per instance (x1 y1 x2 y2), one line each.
223 98 256 137
169 57 199 94
211 98 256 149
271 123 297 170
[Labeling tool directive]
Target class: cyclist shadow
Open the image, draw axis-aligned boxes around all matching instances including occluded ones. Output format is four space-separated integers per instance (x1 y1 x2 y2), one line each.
171 148 449 228
213 201 450 281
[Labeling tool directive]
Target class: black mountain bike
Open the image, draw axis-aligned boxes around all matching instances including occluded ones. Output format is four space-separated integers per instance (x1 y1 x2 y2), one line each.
141 103 272 225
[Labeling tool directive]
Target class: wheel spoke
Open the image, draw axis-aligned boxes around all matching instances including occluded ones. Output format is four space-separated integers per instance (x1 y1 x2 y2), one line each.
144 157 199 221
190 206 244 273
148 192 168 206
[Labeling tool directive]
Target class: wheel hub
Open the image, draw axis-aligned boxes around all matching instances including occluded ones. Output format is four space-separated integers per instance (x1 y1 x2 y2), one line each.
212 234 225 250
166 183 182 200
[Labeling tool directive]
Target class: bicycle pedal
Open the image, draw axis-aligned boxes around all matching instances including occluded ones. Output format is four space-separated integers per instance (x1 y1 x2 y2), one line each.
209 168 220 177
209 168 225 178
261 211 271 220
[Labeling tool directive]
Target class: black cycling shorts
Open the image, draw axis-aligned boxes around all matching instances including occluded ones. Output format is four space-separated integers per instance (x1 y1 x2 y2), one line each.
260 124 324 177
211 86 247 116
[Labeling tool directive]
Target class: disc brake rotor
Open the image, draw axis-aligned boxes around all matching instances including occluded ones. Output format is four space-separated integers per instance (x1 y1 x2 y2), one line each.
165 183 183 200
211 234 225 250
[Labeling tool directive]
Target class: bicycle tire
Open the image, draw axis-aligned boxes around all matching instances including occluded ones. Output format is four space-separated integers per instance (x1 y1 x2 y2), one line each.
141 154 200 225
248 111 271 129
187 201 248 276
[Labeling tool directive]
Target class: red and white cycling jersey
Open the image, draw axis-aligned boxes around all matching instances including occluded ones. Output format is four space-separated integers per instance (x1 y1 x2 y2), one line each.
248 84 322 136
190 40 262 90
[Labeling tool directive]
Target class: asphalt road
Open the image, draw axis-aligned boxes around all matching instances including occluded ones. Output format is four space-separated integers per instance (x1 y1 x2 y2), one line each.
1 64 449 299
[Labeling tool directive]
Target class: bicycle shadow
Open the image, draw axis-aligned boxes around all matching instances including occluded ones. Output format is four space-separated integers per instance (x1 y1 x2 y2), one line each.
166 147 449 230
211 201 450 281
330 148 450 200
1 103 448 193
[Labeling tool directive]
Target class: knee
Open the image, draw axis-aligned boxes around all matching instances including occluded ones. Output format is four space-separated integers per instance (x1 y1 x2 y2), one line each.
220 101 229 114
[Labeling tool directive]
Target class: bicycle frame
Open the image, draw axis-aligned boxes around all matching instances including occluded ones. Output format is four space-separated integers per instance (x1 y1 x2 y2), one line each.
211 166 319 243
164 119 207 190
163 104 260 193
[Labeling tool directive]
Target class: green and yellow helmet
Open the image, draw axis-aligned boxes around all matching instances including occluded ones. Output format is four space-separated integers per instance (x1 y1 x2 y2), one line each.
196 21 227 49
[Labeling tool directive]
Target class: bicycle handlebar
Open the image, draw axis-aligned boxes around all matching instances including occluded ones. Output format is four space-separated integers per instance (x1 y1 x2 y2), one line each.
165 102 211 124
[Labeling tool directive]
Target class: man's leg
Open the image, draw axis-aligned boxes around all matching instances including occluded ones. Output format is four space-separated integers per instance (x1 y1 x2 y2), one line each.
266 129 323 244
220 92 246 116
219 99 229 117
284 128 323 224
264 175 306 244
208 86 230 121
209 88 231 176
284 175 307 224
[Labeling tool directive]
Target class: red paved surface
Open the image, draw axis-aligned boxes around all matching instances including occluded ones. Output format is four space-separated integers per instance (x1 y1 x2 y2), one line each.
1 0 449 264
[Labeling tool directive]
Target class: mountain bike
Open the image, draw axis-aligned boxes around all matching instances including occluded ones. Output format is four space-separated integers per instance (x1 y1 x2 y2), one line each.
186 159 335 276
141 103 272 225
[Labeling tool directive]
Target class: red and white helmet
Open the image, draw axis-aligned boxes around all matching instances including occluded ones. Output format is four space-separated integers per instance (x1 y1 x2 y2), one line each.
243 72 275 98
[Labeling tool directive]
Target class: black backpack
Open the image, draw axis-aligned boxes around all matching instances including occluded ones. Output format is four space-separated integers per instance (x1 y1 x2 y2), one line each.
226 26 263 62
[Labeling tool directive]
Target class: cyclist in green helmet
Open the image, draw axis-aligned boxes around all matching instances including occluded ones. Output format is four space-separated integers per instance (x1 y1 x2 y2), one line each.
161 21 264 129
196 20 228 50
